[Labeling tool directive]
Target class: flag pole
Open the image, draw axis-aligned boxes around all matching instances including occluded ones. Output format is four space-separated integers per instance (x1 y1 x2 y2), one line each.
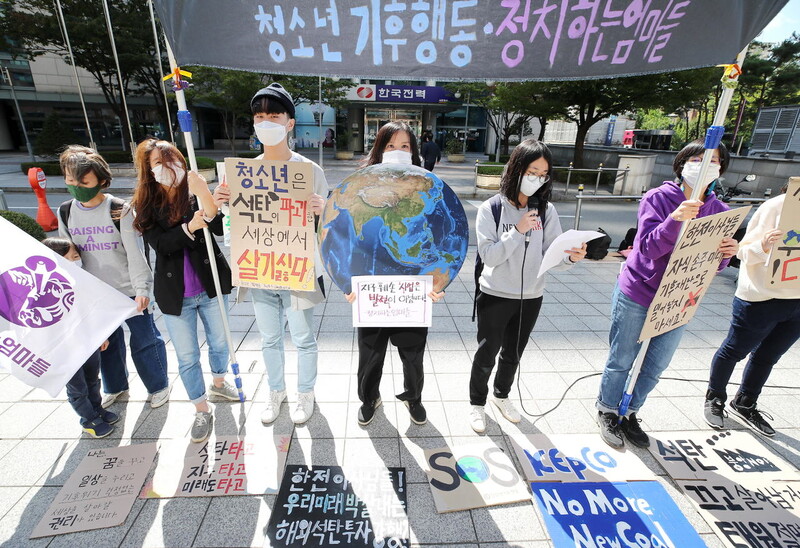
618 46 748 418
147 0 175 145
164 40 245 403
54 0 96 151
101 0 136 159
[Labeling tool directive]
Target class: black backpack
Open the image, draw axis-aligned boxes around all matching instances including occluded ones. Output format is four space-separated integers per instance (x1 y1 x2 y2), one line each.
618 227 638 251
59 197 126 233
472 195 545 321
585 228 612 260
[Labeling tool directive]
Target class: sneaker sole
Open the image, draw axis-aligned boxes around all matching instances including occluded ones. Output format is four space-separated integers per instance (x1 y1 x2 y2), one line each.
358 398 382 426
470 422 486 434
150 386 172 409
209 391 241 402
491 398 521 424
621 431 650 449
404 402 427 426
83 427 113 438
729 407 775 438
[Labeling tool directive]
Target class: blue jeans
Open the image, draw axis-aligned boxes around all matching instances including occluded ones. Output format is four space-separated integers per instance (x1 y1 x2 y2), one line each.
101 304 169 395
251 288 318 393
163 292 230 404
66 350 103 426
597 285 686 416
708 297 800 401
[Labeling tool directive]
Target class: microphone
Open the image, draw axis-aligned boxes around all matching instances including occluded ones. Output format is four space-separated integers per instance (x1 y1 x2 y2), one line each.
524 202 535 247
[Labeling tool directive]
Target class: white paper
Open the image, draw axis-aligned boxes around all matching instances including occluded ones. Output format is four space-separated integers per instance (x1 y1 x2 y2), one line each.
351 275 433 327
537 229 604 278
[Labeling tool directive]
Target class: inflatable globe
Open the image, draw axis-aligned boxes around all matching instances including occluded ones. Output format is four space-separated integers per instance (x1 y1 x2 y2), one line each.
320 163 469 294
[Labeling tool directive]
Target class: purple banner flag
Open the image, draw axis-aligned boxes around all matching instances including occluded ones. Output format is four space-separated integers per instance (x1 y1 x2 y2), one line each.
153 0 786 81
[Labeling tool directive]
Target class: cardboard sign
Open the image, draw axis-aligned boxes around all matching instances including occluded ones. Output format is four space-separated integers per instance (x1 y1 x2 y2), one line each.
30 443 157 539
647 430 800 482
225 158 315 291
423 441 530 513
768 177 800 289
267 465 408 547
509 433 656 483
532 481 706 548
640 207 749 340
351 275 433 327
141 435 289 498
677 477 800 548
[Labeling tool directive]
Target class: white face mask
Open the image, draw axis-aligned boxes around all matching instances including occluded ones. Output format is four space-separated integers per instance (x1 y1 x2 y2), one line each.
382 150 413 165
681 161 720 190
152 163 185 187
520 175 547 197
254 120 288 147
72 259 83 269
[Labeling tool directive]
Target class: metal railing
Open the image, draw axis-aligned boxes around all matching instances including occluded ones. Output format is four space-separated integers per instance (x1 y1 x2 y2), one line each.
554 163 631 195
573 185 644 230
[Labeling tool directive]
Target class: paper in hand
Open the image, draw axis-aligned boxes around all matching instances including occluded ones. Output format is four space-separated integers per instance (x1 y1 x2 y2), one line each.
537 229 604 278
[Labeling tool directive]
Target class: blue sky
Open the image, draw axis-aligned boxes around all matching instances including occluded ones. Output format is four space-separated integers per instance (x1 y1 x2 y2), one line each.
757 0 800 43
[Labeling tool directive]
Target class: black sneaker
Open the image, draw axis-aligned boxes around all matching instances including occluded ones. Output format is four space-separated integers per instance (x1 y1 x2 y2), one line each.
703 397 726 429
597 412 624 449
620 413 650 448
357 397 382 426
730 399 775 437
404 401 427 425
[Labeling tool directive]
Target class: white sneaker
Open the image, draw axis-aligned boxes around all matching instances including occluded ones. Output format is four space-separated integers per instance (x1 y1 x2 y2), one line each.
291 391 315 425
101 390 128 409
261 390 287 424
150 385 172 409
492 396 521 423
469 405 487 433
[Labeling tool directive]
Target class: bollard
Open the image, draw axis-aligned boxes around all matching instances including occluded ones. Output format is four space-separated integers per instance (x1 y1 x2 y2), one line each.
622 164 629 193
28 167 58 231
594 163 603 195
565 162 573 194
574 184 584 230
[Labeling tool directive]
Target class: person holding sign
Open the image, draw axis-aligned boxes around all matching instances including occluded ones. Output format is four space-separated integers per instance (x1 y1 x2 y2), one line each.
704 183 800 437
214 83 327 426
347 122 445 427
469 140 586 434
131 139 240 444
595 140 738 450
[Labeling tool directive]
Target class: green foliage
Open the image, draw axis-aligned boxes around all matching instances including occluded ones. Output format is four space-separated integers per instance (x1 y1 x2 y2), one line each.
266 76 352 110
444 139 463 155
195 157 216 169
0 210 47 241
635 109 674 131
20 162 62 176
33 113 76 158
335 129 352 151
476 163 505 176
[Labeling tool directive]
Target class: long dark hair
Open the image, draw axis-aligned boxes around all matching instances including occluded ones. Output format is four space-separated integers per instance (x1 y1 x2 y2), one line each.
363 121 421 167
500 139 553 218
131 138 190 232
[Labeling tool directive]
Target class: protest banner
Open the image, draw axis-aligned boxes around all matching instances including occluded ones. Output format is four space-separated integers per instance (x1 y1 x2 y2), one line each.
768 177 800 289
677 476 800 548
351 275 432 327
648 430 800 482
31 443 157 539
532 481 705 548
152 1 785 82
225 158 315 291
141 435 290 498
640 207 749 340
0 218 137 396
267 465 408 547
508 433 656 483
423 441 529 513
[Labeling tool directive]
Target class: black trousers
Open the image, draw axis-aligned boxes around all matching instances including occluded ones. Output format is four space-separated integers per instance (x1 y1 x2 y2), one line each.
424 161 436 172
357 326 427 405
470 292 543 406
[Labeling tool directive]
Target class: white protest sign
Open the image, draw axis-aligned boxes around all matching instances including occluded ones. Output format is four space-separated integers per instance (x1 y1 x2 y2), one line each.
351 275 433 327
30 443 157 539
768 177 800 289
508 433 656 483
640 207 749 341
538 230 604 278
423 441 530 513
141 435 290 498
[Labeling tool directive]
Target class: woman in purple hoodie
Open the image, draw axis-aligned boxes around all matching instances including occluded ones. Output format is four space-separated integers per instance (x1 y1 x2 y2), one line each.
595 140 739 450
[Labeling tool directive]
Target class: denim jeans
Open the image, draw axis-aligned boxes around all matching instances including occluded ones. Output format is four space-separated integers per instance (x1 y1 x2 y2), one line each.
66 350 103 426
597 285 686 416
163 292 230 404
101 304 169 395
708 297 800 401
251 288 317 393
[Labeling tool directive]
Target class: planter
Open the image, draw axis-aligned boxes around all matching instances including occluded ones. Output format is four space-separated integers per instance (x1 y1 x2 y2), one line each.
335 151 355 160
447 154 466 163
476 173 502 190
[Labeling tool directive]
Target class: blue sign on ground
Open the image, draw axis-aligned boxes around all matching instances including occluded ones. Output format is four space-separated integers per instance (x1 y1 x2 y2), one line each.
532 481 704 548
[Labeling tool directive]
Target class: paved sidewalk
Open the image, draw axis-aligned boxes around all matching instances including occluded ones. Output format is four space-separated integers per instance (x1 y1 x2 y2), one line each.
1 250 799 547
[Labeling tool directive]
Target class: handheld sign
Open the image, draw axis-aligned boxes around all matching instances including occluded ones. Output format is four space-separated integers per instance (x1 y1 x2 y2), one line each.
768 177 800 288
351 275 433 327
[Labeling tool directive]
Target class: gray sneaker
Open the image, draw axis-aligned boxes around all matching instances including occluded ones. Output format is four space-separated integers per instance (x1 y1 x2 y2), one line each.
703 397 726 429
597 411 624 449
150 385 172 409
208 381 242 401
191 411 214 443
101 390 128 409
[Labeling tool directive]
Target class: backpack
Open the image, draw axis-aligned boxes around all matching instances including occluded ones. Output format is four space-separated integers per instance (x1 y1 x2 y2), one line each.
585 228 612 260
472 194 545 321
59 197 126 233
617 227 638 251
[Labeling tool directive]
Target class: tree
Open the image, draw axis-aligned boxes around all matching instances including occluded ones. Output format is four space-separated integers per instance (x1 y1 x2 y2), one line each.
635 109 674 131
2 0 171 149
34 112 76 157
267 76 351 111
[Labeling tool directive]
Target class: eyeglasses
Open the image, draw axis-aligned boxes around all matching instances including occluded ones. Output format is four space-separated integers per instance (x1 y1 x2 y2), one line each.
687 157 721 165
526 173 551 183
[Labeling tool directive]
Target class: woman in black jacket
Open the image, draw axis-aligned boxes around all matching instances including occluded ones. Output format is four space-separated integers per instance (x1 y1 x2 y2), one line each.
131 139 239 443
